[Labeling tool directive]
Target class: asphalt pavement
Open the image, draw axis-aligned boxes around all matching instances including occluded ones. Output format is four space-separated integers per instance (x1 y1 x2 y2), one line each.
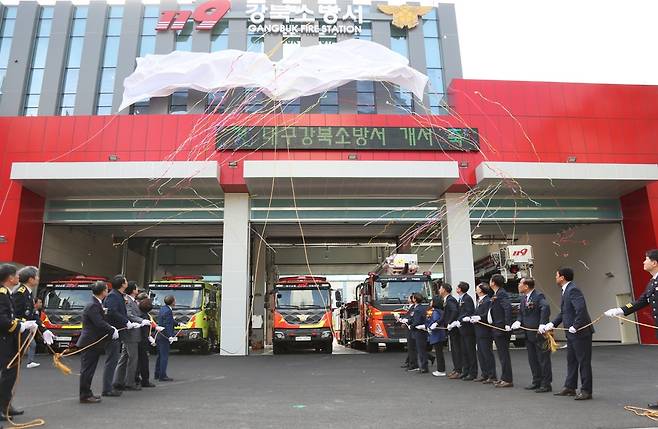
7 344 658 429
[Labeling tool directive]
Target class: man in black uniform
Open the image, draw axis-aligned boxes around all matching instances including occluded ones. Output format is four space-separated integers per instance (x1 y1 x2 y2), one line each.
440 283 462 379
456 282 477 380
605 249 658 408
489 274 513 388
12 266 55 362
0 264 35 423
511 277 552 392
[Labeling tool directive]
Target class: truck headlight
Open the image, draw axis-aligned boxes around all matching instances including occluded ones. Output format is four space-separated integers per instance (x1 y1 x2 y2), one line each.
189 330 201 340
274 331 285 339
375 323 384 336
321 331 332 338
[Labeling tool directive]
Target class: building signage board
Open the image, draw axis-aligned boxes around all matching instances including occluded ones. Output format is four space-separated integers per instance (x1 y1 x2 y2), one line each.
216 126 479 151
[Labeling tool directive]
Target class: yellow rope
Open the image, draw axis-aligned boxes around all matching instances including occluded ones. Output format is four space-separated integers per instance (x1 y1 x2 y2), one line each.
625 406 658 422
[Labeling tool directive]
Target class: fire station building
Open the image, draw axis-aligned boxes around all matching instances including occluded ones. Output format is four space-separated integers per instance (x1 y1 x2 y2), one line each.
1 0 658 355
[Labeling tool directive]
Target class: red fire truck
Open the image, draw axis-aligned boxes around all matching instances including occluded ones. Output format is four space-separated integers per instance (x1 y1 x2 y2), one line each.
269 276 338 354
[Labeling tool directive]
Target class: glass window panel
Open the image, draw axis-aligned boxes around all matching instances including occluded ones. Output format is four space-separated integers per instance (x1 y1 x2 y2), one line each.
74 7 88 19
132 102 149 115
24 107 38 116
71 19 86 37
319 105 338 114
27 69 44 93
175 34 192 51
107 18 122 36
321 91 338 105
25 94 40 107
170 105 187 114
97 93 113 106
37 18 52 36
424 38 442 68
0 69 5 89
390 34 408 58
99 68 115 93
211 34 228 52
102 36 120 67
144 6 160 18
212 21 228 36
96 106 112 115
32 37 49 68
60 106 74 116
282 102 299 114
41 7 54 19
142 17 158 34
356 81 374 92
357 91 374 106
139 35 155 56
427 68 444 93
2 20 15 37
60 93 76 107
171 91 187 106
422 17 438 38
109 7 124 19
4 7 17 19
0 39 11 65
247 34 264 52
357 104 376 114
62 68 79 93
67 37 84 67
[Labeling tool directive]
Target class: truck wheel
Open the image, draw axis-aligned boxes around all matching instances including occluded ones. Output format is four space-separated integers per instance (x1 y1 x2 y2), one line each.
366 341 379 353
273 343 285 355
199 341 210 355
322 341 333 354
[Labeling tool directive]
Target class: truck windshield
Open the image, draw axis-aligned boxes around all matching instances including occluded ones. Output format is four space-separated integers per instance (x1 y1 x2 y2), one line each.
44 287 92 310
374 280 430 304
149 288 203 309
276 288 330 309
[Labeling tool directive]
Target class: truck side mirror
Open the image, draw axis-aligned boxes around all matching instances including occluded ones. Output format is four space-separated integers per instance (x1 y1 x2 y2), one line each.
335 290 342 303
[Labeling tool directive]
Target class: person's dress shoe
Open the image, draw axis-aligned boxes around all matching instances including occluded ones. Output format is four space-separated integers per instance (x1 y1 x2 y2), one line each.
495 381 514 388
124 385 142 391
447 370 457 377
462 375 476 381
647 402 658 409
400 363 410 369
482 378 497 385
159 377 174 382
448 372 462 380
535 386 552 393
102 390 122 397
406 367 420 372
554 388 577 397
525 384 540 390
420 369 429 374
141 383 156 388
574 392 592 401
112 384 126 391
80 397 102 404
473 377 486 382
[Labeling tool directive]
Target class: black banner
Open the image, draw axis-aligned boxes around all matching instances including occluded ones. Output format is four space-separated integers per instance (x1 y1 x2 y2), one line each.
215 126 479 151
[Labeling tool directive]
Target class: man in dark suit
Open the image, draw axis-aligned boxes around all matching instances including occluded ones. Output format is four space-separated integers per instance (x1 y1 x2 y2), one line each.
468 283 497 383
606 249 658 408
456 282 477 380
154 295 176 382
543 267 593 400
440 283 462 379
78 282 118 404
398 295 418 370
511 277 552 393
0 264 32 423
489 274 513 387
103 275 140 397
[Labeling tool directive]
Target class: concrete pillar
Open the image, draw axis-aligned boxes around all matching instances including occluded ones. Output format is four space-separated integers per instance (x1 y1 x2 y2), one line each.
74 2 108 115
250 236 267 347
220 193 250 356
441 193 475 299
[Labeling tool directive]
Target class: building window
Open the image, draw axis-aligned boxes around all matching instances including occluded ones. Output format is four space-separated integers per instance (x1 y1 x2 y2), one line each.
131 5 159 115
0 7 17 103
280 35 300 113
168 19 194 114
59 7 87 116
389 26 413 113
423 9 445 114
23 6 53 116
244 25 265 113
95 6 123 115
318 35 338 114
354 21 375 114
210 21 228 51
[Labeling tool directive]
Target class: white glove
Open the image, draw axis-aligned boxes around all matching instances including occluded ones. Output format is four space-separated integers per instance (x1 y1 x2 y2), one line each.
568 326 577 334
429 322 438 330
127 321 141 329
415 324 426 331
393 313 400 320
42 330 55 345
470 316 481 323
504 325 512 331
545 322 555 331
454 321 461 328
511 321 522 330
168 336 177 344
447 322 454 331
112 328 119 340
462 316 471 323
148 336 156 346
604 307 624 317
400 318 409 325
538 324 546 334
140 319 151 327
155 326 165 332
20 320 38 333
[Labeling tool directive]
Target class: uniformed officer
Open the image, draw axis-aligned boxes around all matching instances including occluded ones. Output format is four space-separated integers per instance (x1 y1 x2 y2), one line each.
605 249 658 408
11 266 55 368
0 264 37 423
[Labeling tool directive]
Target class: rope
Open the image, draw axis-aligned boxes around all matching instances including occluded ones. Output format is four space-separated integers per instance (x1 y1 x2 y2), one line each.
625 406 658 422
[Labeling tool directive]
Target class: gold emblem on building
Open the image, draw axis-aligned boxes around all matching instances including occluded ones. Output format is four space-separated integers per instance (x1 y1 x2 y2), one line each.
377 4 433 29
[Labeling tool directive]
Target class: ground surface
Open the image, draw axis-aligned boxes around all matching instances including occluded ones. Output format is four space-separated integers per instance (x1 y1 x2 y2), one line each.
8 344 658 429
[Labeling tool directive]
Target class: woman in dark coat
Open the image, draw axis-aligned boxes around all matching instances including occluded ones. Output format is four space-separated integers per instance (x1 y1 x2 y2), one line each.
426 295 447 377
